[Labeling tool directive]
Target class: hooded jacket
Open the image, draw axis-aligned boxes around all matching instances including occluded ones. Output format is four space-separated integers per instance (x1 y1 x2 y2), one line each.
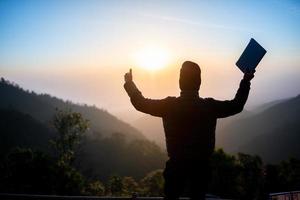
124 77 250 160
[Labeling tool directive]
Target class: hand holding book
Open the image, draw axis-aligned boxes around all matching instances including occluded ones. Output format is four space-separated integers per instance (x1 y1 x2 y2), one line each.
236 38 267 73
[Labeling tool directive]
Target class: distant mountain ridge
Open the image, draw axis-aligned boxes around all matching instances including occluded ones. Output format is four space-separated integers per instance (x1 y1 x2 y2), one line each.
0 77 144 140
0 77 166 180
217 94 300 163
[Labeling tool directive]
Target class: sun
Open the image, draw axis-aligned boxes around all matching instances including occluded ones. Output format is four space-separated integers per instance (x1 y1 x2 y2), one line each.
133 45 171 71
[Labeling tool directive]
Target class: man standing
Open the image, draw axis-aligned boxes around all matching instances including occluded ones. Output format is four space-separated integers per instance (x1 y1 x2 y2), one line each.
124 61 254 200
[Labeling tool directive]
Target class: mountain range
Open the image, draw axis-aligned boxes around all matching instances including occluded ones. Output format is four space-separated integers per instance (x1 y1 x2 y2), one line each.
0 78 166 180
1 76 299 169
0 78 143 141
217 94 300 163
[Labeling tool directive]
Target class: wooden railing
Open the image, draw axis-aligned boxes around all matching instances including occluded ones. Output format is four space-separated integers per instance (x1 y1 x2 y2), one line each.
3 191 299 200
269 191 300 200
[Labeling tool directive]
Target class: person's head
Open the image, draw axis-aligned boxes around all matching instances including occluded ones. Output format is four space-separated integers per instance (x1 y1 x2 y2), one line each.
179 61 201 91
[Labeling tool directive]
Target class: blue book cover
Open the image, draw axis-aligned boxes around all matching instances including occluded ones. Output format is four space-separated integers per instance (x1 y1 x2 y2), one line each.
236 38 267 73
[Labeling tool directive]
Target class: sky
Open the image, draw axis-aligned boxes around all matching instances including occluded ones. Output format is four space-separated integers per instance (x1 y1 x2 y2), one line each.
1 0 300 121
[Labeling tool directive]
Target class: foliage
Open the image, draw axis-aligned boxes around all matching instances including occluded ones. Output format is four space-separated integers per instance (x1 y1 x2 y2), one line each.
78 132 166 180
51 162 85 195
0 147 86 195
108 175 123 196
122 176 139 196
0 148 54 194
50 109 88 167
0 145 299 198
0 109 89 195
263 158 300 198
278 158 300 191
236 153 264 200
139 170 164 196
49 109 88 195
85 180 105 196
209 148 239 198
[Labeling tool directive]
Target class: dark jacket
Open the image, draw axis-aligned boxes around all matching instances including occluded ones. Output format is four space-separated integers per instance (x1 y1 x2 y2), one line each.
124 79 251 160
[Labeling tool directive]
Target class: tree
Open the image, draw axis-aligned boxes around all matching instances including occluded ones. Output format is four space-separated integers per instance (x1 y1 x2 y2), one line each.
85 180 105 196
50 109 88 195
108 174 123 196
278 157 300 191
264 164 281 194
0 147 54 194
209 148 239 198
0 110 89 195
50 109 88 167
139 170 164 196
122 176 139 196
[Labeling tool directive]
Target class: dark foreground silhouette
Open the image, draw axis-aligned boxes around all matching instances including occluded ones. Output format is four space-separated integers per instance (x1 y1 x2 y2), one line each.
124 61 254 200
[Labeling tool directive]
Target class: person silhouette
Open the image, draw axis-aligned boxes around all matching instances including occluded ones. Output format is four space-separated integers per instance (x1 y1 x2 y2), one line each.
124 61 254 200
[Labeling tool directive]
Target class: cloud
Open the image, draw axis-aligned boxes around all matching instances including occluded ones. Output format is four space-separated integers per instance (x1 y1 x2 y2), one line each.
140 12 260 33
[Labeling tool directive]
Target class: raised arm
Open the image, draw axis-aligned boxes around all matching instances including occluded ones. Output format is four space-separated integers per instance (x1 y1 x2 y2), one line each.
123 69 170 117
209 72 255 118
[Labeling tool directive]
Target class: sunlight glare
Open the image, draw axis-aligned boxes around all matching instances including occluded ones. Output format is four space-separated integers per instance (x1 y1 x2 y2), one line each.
133 46 171 71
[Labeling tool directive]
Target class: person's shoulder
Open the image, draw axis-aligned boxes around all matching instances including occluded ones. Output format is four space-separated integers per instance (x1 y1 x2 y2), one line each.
162 96 178 104
202 97 218 104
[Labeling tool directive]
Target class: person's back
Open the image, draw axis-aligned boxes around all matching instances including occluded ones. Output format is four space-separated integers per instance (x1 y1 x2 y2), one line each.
124 61 254 200
162 96 216 160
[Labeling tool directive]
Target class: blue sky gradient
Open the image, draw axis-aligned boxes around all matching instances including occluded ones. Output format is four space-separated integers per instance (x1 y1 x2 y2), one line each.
0 0 299 115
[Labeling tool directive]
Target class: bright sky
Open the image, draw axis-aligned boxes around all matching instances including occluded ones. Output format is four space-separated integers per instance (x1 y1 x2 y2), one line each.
1 0 300 119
